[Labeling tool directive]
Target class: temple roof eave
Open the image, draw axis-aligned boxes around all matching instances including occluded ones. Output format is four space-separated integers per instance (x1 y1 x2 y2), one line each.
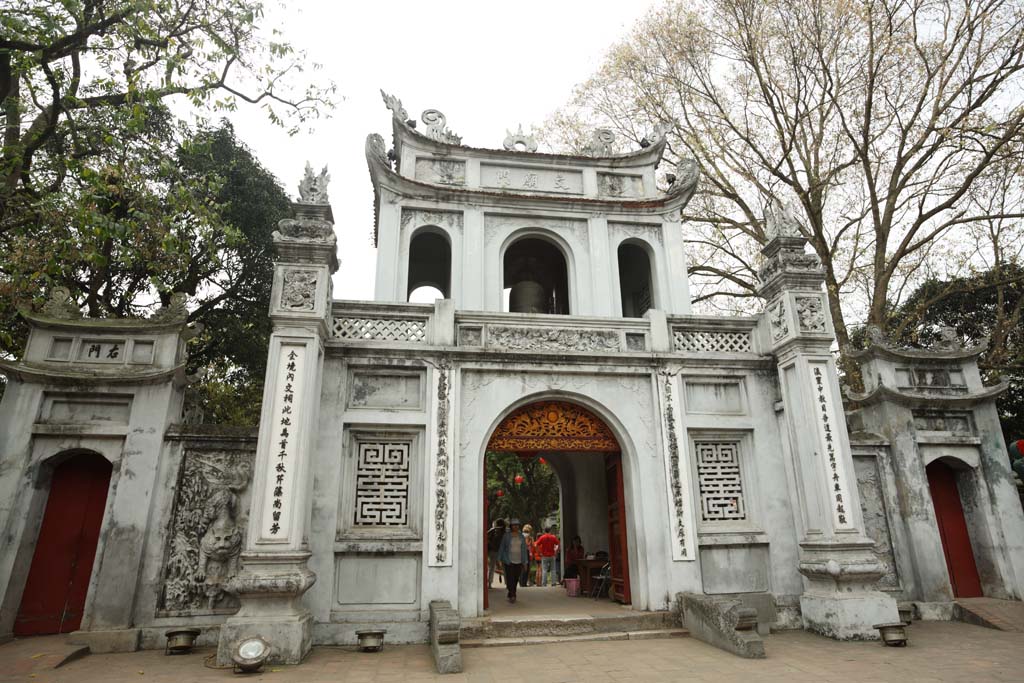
391 117 668 170
844 381 1009 408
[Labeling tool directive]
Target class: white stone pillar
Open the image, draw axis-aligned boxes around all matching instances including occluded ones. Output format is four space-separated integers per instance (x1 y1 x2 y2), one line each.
218 182 338 665
759 209 898 639
587 214 614 317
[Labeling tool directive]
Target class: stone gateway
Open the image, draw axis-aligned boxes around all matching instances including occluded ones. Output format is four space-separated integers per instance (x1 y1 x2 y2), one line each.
1 93 1022 666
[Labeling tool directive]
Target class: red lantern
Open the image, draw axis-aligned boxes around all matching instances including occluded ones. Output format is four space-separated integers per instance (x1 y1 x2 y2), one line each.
514 475 524 485
538 457 547 465
496 490 504 497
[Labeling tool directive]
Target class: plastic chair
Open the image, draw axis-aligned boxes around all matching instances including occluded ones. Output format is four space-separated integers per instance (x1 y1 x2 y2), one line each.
591 563 611 599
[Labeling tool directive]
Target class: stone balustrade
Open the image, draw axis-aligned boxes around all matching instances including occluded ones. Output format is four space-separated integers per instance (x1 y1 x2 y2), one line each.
328 300 764 357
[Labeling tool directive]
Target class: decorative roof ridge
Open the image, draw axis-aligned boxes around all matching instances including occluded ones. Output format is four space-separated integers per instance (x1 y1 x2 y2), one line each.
366 133 695 246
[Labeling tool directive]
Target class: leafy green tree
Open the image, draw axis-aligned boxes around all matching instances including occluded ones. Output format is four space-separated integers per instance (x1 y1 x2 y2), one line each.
885 263 1024 442
1 1 334 419
486 452 560 532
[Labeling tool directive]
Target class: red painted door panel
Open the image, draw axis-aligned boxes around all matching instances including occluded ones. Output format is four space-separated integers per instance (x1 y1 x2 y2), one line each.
927 461 983 598
14 453 112 635
605 452 631 604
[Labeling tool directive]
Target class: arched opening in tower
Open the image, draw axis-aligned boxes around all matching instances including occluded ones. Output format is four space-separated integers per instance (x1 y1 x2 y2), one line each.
617 242 653 318
503 237 569 314
407 230 451 301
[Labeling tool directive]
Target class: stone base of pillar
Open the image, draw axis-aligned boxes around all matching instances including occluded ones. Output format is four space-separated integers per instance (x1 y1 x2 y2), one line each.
217 611 313 665
800 591 899 640
216 550 316 666
797 540 900 639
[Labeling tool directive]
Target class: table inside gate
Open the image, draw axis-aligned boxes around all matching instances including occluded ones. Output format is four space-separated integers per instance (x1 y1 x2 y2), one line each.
576 558 607 596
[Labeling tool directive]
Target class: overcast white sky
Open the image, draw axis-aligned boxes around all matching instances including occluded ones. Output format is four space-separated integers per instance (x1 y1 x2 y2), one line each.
223 0 658 300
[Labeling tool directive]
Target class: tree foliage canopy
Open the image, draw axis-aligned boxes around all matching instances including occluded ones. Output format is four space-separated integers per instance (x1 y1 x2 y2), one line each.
0 0 335 420
545 0 1024 377
486 452 560 532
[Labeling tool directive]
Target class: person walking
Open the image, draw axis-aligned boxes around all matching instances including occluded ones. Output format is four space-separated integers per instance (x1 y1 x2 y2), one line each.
498 519 529 603
534 527 560 587
486 519 506 588
521 524 535 587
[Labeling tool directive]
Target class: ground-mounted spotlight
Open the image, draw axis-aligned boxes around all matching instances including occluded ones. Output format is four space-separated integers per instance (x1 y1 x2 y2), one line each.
355 629 387 652
164 628 201 655
231 636 272 673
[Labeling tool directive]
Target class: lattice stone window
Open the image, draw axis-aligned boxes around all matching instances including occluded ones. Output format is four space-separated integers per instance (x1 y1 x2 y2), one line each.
332 317 427 343
673 329 752 354
695 441 747 522
353 442 411 526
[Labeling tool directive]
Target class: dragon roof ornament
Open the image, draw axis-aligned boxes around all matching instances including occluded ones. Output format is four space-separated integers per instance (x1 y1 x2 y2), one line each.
503 124 538 152
380 90 462 145
765 198 804 240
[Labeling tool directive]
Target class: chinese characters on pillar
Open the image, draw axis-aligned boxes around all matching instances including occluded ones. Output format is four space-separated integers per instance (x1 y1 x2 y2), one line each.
813 366 854 530
263 344 305 538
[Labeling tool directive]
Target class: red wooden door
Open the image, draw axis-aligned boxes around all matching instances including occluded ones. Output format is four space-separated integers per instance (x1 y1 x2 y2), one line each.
605 452 631 604
15 453 112 635
927 461 983 598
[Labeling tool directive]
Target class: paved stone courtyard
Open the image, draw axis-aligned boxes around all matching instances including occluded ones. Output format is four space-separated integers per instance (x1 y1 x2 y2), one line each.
2 620 1022 682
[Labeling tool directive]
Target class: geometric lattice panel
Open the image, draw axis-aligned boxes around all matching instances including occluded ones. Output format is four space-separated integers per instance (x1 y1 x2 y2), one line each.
673 329 752 353
353 442 411 526
332 317 427 343
695 441 747 522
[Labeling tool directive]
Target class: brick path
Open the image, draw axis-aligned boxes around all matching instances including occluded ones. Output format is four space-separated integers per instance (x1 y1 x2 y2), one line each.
2 620 1022 682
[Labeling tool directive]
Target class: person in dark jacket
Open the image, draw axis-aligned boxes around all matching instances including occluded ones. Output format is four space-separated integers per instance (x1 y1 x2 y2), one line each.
498 519 530 603
486 519 506 588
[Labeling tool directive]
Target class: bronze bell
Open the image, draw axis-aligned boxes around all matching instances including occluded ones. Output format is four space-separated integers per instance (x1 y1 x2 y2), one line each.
509 280 547 313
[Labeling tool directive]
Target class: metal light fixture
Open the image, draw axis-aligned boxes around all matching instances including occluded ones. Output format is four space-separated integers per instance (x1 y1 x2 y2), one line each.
231 636 271 673
355 629 387 652
164 628 201 655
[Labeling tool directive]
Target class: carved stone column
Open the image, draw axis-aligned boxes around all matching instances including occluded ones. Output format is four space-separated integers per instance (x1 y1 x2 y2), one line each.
217 165 338 664
759 201 898 639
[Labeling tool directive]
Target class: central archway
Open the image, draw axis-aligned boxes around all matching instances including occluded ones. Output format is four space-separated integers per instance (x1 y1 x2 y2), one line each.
483 400 631 610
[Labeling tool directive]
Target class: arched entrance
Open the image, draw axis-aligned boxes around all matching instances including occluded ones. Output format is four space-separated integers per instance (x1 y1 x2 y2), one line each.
483 400 630 609
927 459 983 598
15 451 112 635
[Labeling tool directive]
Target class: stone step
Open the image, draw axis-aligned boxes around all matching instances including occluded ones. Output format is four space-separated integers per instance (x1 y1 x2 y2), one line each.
462 628 688 648
461 610 676 640
954 598 1024 632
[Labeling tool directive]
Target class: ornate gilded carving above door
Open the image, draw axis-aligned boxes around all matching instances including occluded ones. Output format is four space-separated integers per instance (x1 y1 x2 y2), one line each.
487 401 619 452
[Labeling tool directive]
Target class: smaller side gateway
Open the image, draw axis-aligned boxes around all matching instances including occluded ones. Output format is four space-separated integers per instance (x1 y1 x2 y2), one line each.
0 93 1022 664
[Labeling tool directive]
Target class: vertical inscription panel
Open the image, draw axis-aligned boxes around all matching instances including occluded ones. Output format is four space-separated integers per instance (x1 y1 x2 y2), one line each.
259 343 307 541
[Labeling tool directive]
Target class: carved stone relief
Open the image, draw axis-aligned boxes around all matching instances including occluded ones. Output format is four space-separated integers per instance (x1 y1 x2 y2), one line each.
768 300 788 341
458 326 482 346
795 296 827 333
414 158 466 186
483 214 588 249
281 269 318 311
597 173 644 198
912 411 973 434
854 455 901 591
610 222 663 245
160 449 253 614
401 208 464 232
487 326 620 352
